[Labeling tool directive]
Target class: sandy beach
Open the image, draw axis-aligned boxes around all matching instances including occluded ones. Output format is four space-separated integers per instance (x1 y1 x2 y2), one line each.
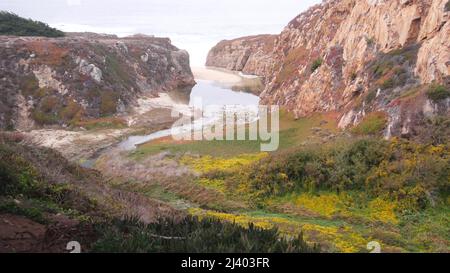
192 66 264 95
192 67 244 85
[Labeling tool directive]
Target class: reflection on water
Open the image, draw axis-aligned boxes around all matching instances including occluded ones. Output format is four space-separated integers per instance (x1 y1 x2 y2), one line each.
188 80 260 107
166 86 192 105
166 79 262 107
118 79 260 150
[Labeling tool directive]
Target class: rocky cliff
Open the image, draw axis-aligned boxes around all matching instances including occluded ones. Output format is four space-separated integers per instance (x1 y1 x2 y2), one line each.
206 0 450 140
206 34 276 76
0 33 195 130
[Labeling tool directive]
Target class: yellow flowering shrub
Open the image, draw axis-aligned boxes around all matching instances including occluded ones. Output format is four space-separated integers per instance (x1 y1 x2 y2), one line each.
368 198 398 224
181 153 268 173
188 208 275 229
301 224 368 253
197 178 226 193
188 208 369 253
295 193 343 218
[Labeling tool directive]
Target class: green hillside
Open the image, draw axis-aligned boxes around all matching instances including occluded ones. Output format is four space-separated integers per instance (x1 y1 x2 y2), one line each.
0 11 64 37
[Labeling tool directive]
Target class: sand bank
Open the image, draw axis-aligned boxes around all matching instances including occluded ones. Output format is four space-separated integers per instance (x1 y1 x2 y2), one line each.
192 67 243 85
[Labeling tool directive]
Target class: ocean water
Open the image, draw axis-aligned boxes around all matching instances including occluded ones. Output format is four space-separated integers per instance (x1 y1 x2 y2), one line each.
0 0 321 66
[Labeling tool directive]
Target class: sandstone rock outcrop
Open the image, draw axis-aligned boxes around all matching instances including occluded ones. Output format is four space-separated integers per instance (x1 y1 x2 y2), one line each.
0 33 195 130
206 0 450 139
206 34 276 76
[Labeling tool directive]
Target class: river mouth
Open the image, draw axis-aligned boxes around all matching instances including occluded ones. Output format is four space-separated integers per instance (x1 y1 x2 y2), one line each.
118 69 261 150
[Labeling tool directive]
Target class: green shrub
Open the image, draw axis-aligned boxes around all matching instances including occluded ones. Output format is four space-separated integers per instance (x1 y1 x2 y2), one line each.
373 61 393 77
19 74 40 97
426 85 450 103
369 45 419 91
92 46 136 89
100 92 118 116
351 112 388 135
446 0 450 12
420 116 450 145
228 138 449 211
365 89 378 104
34 87 52 99
59 101 82 122
32 94 61 125
0 141 98 215
0 11 64 37
92 216 319 253
381 78 395 89
0 201 46 224
311 58 323 73
365 37 375 46
40 96 59 113
73 117 127 130
228 139 389 200
0 145 40 196
32 109 58 125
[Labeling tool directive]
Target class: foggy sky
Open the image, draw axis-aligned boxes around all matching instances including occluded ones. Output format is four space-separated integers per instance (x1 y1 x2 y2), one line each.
0 0 322 66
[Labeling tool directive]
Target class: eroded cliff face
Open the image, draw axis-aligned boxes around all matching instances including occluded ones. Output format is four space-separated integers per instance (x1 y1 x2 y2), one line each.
206 34 277 76
0 33 195 130
206 0 450 139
